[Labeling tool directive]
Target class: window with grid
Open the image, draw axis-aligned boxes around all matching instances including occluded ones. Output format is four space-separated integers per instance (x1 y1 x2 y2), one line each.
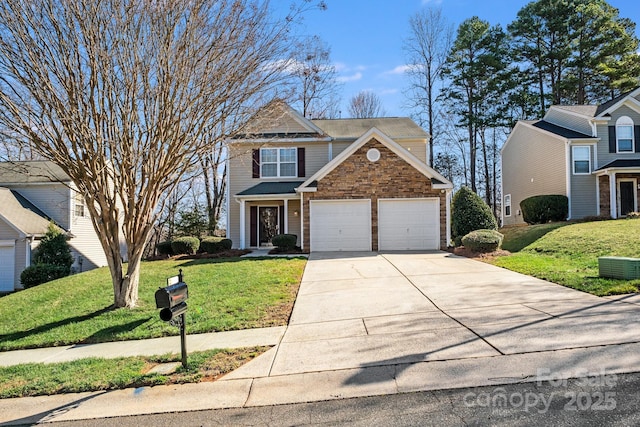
260 148 297 177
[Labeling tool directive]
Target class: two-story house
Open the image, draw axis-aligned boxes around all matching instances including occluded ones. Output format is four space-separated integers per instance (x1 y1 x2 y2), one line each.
227 101 453 252
502 87 640 226
0 161 114 292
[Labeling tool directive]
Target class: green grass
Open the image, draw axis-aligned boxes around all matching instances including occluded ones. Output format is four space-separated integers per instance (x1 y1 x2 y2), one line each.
0 346 269 398
493 220 640 296
0 257 306 351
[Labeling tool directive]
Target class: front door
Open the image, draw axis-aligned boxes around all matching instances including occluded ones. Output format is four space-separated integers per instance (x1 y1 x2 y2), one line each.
259 207 279 246
619 181 635 217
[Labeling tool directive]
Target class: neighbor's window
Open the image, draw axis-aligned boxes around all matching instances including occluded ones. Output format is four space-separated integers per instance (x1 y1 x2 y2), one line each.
572 146 591 174
616 116 634 153
261 147 296 178
504 194 511 217
74 192 85 217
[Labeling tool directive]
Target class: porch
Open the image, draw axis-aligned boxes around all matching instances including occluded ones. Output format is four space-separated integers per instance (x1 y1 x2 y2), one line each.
597 161 640 218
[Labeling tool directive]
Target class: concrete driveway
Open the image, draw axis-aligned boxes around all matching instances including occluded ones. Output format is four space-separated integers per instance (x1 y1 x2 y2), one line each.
224 251 640 405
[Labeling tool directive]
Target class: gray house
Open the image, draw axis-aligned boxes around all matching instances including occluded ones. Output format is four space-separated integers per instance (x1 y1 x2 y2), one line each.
0 161 111 292
502 88 640 226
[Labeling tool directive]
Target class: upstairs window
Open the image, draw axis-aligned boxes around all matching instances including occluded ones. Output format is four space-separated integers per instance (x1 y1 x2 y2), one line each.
260 148 297 178
572 146 591 174
504 194 511 217
74 192 85 217
616 116 634 153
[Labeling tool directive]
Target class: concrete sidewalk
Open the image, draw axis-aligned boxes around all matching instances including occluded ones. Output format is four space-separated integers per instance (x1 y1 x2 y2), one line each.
1 251 640 425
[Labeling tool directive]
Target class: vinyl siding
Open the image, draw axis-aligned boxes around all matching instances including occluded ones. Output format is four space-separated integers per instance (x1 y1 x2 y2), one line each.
7 184 71 230
596 105 640 168
397 139 428 164
14 238 27 289
544 108 593 136
69 208 107 271
570 173 598 218
502 123 567 225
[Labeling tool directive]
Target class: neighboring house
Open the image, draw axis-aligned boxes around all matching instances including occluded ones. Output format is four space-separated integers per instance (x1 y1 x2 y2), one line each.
0 161 109 292
502 87 640 226
227 101 453 252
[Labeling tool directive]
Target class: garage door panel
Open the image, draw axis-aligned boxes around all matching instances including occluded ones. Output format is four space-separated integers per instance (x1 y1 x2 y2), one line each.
379 199 439 250
310 200 371 251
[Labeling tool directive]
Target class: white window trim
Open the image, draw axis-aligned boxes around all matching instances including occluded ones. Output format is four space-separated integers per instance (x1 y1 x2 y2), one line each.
616 116 634 153
260 147 297 178
572 146 591 175
504 194 511 217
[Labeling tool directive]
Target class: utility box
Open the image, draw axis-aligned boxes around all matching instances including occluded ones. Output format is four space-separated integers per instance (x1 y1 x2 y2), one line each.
598 256 640 280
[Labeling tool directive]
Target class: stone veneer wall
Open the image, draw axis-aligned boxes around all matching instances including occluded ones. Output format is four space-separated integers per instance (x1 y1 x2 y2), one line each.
302 138 447 251
599 175 610 217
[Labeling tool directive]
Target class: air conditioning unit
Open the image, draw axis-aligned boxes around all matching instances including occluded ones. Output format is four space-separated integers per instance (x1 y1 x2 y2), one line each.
598 256 640 280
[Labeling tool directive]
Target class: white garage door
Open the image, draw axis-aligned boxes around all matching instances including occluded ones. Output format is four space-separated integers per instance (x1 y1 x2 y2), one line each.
378 198 440 250
0 243 15 292
310 200 371 251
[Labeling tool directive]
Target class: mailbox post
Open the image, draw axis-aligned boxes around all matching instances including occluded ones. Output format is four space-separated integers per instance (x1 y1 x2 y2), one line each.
155 269 188 368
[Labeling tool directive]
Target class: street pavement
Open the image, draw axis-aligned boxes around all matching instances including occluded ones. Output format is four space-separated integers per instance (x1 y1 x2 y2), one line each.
1 251 640 425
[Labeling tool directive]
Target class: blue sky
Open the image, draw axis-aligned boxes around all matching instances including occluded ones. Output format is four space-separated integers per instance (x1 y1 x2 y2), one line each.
297 0 640 117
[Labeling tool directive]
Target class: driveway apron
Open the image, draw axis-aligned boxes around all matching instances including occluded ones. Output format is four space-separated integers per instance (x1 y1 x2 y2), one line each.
267 251 640 377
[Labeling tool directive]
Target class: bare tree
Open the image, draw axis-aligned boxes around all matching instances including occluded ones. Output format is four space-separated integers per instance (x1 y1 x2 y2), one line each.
404 6 454 167
290 35 342 119
0 0 320 308
348 90 387 118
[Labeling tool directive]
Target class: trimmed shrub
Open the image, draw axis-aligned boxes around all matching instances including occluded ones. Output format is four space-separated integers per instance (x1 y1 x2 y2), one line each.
156 241 174 256
33 223 73 269
200 237 233 253
520 195 568 225
272 234 297 250
451 187 497 245
461 229 504 253
171 236 200 255
20 264 71 288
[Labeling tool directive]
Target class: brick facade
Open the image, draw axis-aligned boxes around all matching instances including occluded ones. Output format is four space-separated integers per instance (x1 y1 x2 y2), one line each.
302 138 448 250
598 175 610 216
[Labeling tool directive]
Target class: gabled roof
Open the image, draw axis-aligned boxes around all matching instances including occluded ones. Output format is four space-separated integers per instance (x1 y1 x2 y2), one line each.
0 161 70 184
311 117 428 140
0 188 54 237
297 127 451 192
233 100 328 139
595 88 640 116
532 120 594 139
552 105 599 117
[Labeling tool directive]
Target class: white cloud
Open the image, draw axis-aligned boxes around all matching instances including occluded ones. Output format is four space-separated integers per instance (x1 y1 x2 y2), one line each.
384 65 411 75
337 72 363 83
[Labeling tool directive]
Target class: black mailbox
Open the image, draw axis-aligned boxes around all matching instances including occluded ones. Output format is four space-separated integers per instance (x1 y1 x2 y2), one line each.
155 282 188 322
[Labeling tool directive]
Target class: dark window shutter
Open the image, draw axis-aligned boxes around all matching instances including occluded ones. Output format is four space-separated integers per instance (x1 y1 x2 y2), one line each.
608 126 616 153
279 206 285 234
252 149 260 178
635 126 640 153
250 206 258 247
297 147 305 178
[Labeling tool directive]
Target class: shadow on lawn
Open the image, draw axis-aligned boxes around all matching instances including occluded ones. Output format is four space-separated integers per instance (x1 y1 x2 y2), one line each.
0 305 114 349
81 317 152 344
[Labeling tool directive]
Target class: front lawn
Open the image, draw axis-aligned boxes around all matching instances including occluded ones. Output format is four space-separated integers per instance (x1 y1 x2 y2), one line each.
493 220 640 296
0 257 306 351
0 346 269 398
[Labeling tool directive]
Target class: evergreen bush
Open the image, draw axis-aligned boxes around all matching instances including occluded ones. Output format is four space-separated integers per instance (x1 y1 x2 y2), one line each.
451 187 497 246
520 195 568 224
171 236 200 255
200 237 232 253
272 234 297 250
461 229 504 253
